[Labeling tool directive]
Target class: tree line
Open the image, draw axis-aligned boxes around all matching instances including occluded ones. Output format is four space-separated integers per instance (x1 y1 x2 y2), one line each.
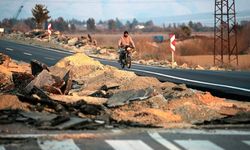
0 4 213 34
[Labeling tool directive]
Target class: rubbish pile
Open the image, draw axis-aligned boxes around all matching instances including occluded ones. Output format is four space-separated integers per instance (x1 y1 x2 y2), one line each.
1 53 250 130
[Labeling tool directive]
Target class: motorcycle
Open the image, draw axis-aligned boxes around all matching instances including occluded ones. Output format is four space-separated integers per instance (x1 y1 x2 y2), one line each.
119 46 132 69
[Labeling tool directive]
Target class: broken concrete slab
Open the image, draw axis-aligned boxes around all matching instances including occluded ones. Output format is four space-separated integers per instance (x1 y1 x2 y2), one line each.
163 84 194 100
30 60 49 76
43 85 63 95
61 71 72 95
12 72 34 91
49 66 69 79
45 117 91 130
106 87 154 107
19 111 57 122
100 84 120 91
24 70 56 94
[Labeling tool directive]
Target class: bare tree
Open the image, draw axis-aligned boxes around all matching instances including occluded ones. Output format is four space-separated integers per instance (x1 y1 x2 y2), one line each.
32 4 50 29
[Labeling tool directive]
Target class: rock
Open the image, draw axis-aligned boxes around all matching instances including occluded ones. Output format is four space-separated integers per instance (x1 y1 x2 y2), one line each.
68 37 78 46
30 60 49 76
61 71 72 95
24 70 56 94
172 62 178 68
106 87 155 107
19 111 58 122
180 63 188 69
99 49 107 54
12 72 34 91
195 65 205 70
43 85 63 95
163 84 194 100
43 117 91 130
49 66 69 79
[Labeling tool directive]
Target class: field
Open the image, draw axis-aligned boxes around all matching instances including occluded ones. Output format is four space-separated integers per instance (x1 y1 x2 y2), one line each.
179 55 250 70
66 31 250 70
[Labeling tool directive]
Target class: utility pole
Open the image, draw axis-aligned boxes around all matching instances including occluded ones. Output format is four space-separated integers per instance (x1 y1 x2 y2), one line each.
214 0 238 66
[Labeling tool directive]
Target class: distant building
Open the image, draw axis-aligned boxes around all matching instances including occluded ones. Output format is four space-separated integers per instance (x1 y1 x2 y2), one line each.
135 25 145 29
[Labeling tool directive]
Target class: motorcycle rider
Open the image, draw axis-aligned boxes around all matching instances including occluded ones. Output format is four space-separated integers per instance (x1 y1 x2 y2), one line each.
118 31 135 63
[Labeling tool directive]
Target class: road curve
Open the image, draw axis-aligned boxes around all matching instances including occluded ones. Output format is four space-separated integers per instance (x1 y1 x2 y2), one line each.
0 39 250 100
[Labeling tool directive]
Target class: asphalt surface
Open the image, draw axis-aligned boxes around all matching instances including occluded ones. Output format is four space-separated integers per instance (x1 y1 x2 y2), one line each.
0 129 250 150
0 39 250 100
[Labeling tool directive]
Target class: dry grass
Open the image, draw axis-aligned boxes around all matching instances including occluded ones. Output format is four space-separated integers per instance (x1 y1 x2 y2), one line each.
179 55 250 70
65 30 250 69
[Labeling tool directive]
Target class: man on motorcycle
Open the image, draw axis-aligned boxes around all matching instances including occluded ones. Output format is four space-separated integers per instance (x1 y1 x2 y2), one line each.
118 31 135 63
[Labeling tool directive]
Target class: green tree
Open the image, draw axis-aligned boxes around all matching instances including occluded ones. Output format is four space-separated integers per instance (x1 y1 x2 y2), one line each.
108 19 116 30
87 18 96 31
115 18 123 29
145 20 154 27
32 4 50 29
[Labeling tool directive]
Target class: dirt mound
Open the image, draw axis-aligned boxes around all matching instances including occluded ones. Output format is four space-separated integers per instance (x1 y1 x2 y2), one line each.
120 76 162 91
0 95 30 111
55 53 102 68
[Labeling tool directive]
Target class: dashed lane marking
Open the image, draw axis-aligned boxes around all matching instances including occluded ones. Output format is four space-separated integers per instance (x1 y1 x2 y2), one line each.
106 140 153 150
0 146 6 150
23 52 32 56
175 140 224 150
148 132 181 150
44 57 55 60
37 139 80 150
242 140 250 146
5 47 13 51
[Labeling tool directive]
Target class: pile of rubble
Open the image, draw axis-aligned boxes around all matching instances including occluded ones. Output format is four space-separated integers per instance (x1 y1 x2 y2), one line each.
1 53 250 130
2 30 97 51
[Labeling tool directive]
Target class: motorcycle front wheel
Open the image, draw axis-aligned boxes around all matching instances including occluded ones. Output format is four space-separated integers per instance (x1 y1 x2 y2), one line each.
127 56 132 68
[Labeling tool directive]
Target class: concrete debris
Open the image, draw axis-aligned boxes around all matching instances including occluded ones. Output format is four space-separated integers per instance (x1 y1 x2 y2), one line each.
0 53 250 130
163 84 194 100
68 37 78 46
24 70 57 93
12 72 34 91
106 87 154 107
30 59 49 76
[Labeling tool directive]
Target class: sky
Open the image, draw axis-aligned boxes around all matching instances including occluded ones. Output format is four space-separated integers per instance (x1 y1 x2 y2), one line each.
0 0 250 26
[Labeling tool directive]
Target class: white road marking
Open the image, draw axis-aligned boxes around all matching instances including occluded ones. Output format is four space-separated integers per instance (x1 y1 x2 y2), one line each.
23 52 32 56
131 68 250 92
242 140 250 146
175 140 224 150
37 139 80 150
111 129 122 133
0 133 96 138
32 45 73 54
5 47 13 51
148 132 181 150
155 129 250 135
106 140 153 150
44 57 55 60
0 146 6 150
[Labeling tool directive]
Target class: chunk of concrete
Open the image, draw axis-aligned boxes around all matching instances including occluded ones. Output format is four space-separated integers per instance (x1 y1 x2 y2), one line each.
24 70 56 94
30 60 49 76
106 87 154 107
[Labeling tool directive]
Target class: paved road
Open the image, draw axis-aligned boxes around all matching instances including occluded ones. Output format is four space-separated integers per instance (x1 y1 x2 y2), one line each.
0 129 250 150
0 40 250 100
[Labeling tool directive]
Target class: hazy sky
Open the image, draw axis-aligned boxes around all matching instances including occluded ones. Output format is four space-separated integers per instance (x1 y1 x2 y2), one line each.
0 0 250 25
